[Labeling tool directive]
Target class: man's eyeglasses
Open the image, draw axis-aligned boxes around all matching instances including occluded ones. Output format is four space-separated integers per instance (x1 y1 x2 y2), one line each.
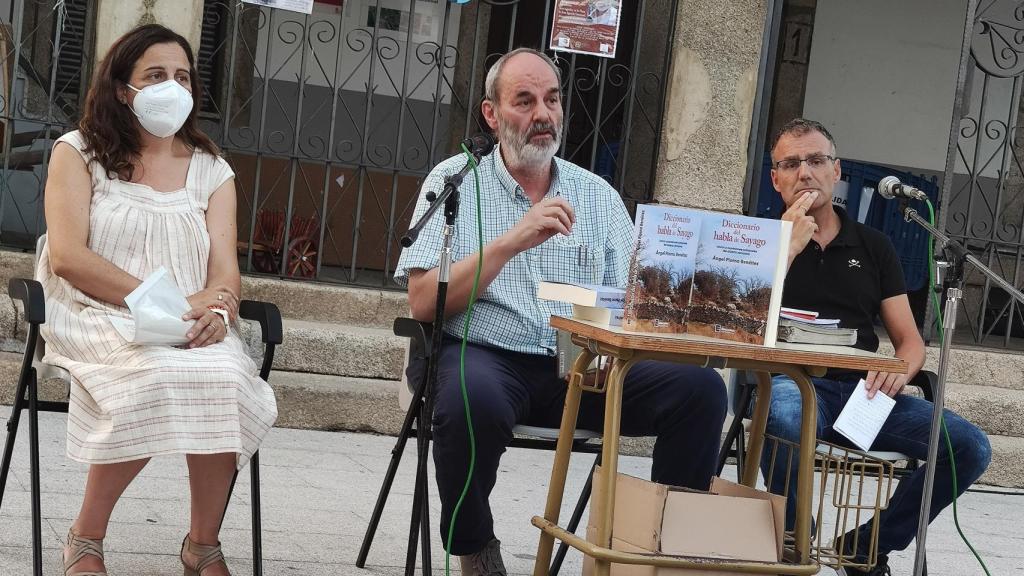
773 155 836 172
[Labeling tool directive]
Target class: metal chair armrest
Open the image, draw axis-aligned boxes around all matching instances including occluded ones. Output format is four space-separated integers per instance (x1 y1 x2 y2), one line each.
238 300 282 381
394 317 432 358
8 278 44 325
906 369 936 403
239 300 283 345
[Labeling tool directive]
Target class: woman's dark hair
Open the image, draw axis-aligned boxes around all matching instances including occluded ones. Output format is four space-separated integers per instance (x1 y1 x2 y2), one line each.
78 24 219 181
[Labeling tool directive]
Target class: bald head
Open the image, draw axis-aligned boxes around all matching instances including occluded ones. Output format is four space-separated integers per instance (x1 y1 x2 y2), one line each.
484 48 561 104
481 49 564 171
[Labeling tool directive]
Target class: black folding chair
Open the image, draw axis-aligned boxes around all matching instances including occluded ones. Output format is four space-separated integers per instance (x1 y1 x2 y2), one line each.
0 276 282 576
357 317 602 576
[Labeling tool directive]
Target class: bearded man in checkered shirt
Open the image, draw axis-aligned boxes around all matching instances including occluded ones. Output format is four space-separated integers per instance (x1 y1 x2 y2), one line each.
396 48 727 576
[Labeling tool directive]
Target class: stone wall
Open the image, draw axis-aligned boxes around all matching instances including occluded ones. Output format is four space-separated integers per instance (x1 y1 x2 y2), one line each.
654 0 768 213
94 0 204 64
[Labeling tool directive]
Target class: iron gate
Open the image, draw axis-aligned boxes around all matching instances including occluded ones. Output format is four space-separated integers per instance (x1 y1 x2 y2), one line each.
0 0 680 288
941 0 1024 348
197 0 680 286
0 0 90 248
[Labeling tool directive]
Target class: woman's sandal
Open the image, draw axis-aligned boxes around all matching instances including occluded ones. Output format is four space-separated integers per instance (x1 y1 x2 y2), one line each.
180 535 230 576
62 528 107 575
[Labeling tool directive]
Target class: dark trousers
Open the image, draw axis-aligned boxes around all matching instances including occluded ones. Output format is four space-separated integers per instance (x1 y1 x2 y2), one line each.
412 339 728 555
757 374 992 557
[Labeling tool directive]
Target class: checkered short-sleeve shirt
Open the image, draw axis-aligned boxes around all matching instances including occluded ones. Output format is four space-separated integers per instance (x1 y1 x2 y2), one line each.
395 145 634 356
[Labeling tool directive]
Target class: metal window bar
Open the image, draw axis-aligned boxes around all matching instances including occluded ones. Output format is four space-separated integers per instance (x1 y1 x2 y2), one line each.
193 0 680 287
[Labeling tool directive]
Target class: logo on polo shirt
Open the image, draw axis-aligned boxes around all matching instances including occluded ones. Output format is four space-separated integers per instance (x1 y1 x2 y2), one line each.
848 259 862 268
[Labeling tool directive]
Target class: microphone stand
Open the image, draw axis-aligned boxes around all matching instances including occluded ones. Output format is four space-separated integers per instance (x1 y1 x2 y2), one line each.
398 153 479 576
901 204 1024 576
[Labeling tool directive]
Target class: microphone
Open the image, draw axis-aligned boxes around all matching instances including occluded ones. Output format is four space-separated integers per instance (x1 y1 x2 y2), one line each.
401 133 496 248
877 176 929 202
459 133 496 160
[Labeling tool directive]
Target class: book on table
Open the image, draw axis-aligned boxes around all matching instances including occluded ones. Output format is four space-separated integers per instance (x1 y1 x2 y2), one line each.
780 307 840 326
776 318 857 346
571 303 625 327
622 204 792 346
780 306 818 321
538 283 626 376
536 281 626 308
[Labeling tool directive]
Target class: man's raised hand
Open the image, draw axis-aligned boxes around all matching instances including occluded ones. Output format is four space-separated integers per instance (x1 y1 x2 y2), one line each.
783 191 818 263
503 197 576 253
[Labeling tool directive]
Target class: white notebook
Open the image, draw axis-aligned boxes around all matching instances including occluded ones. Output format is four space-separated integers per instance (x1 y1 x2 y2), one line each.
833 379 896 452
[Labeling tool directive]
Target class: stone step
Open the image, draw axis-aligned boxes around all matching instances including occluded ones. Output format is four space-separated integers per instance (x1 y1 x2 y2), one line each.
274 319 406 380
5 245 1024 388
985 433 1024 487
3 300 1023 389
2 355 1022 487
943 383 1024 438
876 340 1024 392
0 248 409 329
0 308 409 381
0 352 409 435
239 276 407 328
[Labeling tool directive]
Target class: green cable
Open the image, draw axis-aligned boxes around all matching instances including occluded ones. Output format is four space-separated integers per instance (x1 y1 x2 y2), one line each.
445 145 484 576
926 200 991 575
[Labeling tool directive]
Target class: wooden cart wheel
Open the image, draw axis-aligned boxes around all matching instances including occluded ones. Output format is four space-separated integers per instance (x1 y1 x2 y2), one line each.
285 237 317 278
251 244 280 274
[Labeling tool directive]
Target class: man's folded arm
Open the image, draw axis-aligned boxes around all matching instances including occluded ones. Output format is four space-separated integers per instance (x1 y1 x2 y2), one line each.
406 238 517 322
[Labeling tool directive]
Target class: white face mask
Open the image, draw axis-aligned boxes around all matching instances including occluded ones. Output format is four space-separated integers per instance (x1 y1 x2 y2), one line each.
126 79 193 138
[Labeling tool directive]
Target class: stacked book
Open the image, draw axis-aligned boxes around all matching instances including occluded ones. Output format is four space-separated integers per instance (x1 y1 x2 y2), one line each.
536 282 626 378
536 281 626 326
777 307 857 346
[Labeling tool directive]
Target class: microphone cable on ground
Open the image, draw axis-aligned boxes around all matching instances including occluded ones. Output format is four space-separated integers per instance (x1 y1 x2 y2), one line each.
445 144 484 576
926 200 991 576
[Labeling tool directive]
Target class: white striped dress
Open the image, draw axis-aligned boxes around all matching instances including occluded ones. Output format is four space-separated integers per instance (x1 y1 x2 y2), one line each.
35 131 278 469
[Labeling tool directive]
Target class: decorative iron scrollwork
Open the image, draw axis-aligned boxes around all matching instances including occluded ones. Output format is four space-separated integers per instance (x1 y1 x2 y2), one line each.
973 1 1024 78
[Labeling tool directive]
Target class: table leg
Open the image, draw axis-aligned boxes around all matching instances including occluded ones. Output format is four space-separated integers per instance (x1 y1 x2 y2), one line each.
592 357 632 576
532 348 595 576
786 367 818 565
742 371 773 487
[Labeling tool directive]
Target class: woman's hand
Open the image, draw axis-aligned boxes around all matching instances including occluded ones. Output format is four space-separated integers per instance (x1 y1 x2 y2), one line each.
181 307 228 349
187 286 239 321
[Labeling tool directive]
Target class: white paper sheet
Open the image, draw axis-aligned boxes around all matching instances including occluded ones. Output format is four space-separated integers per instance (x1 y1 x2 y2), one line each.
109 267 194 345
833 379 896 451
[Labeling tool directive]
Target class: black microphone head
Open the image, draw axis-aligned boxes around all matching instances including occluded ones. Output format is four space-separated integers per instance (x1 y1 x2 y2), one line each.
461 133 496 158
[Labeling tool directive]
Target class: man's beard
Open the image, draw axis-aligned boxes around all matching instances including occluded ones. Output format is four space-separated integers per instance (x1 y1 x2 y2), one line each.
496 112 562 171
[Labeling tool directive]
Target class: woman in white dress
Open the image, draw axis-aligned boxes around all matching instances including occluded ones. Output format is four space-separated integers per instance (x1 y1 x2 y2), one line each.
39 24 277 576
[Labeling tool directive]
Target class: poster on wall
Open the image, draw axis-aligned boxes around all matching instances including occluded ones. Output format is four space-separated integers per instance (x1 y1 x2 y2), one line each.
548 0 622 58
241 0 315 15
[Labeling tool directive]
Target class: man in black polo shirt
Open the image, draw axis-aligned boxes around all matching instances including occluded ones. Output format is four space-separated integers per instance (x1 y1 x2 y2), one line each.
760 118 991 575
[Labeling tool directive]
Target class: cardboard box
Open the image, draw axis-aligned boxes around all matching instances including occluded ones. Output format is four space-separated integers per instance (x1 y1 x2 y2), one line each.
582 467 785 576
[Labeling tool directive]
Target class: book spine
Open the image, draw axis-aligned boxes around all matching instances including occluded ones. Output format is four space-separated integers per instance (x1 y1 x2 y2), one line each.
763 220 792 347
623 207 645 323
596 293 626 307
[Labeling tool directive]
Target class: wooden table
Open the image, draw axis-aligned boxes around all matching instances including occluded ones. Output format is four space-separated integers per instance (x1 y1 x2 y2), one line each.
532 316 907 576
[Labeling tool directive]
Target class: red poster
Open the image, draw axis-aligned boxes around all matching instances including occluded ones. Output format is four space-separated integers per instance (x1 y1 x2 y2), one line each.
548 0 622 58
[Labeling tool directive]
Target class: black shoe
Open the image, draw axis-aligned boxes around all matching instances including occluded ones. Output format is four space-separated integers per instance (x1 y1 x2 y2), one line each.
839 555 891 576
835 528 891 575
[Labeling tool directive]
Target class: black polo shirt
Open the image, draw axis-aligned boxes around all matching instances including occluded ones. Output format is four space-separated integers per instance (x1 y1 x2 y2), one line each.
782 207 906 376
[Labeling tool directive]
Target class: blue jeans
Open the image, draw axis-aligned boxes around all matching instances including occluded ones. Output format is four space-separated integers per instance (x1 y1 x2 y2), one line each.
755 374 991 558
